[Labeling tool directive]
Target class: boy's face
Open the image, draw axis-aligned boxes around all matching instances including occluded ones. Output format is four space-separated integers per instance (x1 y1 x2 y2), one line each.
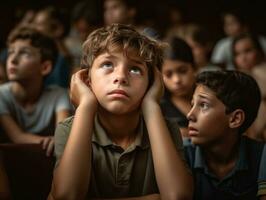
187 84 231 146
186 37 209 67
89 49 149 115
104 0 132 25
234 38 260 71
162 59 195 98
7 39 43 82
223 14 244 37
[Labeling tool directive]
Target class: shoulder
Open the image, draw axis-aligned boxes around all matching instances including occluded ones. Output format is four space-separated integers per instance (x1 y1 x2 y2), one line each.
0 82 12 93
55 116 74 140
57 115 74 129
214 37 232 48
0 83 13 102
241 136 264 162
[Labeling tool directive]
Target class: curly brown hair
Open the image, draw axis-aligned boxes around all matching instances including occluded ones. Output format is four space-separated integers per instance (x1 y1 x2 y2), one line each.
81 24 165 84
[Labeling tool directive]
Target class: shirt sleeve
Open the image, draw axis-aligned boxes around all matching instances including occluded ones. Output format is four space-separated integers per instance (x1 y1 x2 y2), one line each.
211 39 228 63
258 145 266 196
54 116 73 168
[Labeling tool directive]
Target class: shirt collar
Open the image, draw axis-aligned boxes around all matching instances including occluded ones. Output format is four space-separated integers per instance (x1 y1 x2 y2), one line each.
92 115 149 150
193 137 249 173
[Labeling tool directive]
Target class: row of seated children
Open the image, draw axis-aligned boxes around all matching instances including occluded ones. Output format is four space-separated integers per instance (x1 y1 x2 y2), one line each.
46 24 265 200
0 23 266 200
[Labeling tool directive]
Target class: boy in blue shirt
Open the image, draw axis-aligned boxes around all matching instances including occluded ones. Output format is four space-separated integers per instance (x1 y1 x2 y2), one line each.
185 70 265 200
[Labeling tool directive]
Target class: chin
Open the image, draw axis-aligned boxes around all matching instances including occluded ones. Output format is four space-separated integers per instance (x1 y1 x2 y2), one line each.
102 103 140 115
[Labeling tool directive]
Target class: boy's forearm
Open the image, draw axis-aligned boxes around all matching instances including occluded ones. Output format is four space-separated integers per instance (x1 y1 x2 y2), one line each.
91 194 161 200
143 102 193 200
51 102 96 199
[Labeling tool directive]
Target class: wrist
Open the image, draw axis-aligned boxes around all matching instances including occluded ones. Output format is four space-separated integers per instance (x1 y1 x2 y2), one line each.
78 100 98 114
142 101 160 117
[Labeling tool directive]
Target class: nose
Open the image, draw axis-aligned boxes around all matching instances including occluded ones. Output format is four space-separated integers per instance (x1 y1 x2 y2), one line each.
8 53 19 65
113 66 129 85
187 106 196 122
172 73 181 84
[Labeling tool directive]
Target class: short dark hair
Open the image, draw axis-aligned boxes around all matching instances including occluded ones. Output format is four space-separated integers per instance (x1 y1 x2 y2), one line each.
196 70 261 134
7 26 58 66
163 36 195 69
222 9 248 26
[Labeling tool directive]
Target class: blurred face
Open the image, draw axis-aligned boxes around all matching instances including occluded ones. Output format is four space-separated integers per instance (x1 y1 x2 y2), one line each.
186 37 209 67
34 11 59 38
162 59 195 98
187 84 230 146
234 38 260 71
34 12 52 35
104 0 132 25
223 14 244 37
6 39 43 83
90 49 149 115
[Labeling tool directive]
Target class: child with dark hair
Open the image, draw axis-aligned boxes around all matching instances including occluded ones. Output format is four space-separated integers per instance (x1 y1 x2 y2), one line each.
232 33 266 141
48 24 193 199
103 0 136 26
0 26 72 155
33 6 72 88
183 24 222 72
211 9 266 69
160 37 196 138
185 70 265 200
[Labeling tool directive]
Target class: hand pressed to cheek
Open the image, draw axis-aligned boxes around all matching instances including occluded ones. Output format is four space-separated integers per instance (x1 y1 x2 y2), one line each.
142 68 164 104
70 69 98 108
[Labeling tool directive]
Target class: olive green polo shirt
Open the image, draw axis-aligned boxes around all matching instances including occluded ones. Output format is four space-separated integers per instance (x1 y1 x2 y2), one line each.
54 115 183 198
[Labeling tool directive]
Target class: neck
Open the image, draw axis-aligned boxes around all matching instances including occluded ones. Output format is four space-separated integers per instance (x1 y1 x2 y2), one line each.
98 107 141 149
11 81 43 106
203 131 240 179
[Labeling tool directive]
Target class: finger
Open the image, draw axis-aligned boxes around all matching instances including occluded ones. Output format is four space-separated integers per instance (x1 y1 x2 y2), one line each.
46 139 54 157
42 137 51 150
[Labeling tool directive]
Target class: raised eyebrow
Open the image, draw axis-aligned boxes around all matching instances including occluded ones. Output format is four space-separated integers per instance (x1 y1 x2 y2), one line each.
197 94 211 101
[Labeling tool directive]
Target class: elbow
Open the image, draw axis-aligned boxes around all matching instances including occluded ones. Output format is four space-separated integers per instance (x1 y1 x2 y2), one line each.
161 190 193 200
49 185 85 200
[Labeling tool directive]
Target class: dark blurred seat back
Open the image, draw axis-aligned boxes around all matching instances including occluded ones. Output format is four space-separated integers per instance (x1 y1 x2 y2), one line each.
0 144 55 200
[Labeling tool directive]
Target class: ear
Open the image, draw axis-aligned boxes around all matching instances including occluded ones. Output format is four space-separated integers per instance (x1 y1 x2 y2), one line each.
40 60 52 76
84 69 91 87
228 109 245 129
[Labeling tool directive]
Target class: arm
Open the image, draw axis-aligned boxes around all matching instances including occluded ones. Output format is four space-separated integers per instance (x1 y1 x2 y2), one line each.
142 69 193 200
0 114 45 144
90 194 161 200
0 114 55 156
49 69 98 200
